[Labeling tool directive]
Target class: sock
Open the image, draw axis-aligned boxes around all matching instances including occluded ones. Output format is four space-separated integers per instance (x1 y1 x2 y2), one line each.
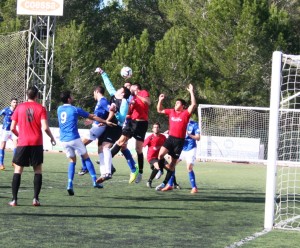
174 176 178 185
103 147 112 175
98 152 105 176
149 168 159 182
12 173 21 201
137 153 144 174
81 157 87 171
33 174 42 200
167 171 175 186
189 170 197 188
84 157 97 182
158 158 165 170
163 170 173 185
0 149 4 164
111 144 121 157
121 149 136 172
121 148 136 172
68 162 76 188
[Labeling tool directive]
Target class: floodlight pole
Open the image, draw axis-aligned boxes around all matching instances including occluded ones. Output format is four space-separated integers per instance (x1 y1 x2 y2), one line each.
26 15 56 110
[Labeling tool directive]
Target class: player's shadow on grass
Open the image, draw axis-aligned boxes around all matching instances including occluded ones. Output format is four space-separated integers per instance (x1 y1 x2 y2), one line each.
7 212 180 219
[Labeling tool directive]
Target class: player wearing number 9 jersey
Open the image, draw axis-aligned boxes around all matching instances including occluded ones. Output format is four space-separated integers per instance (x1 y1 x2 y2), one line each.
57 90 115 195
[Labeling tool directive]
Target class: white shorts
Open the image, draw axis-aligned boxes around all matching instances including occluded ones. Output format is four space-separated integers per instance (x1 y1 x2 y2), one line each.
0 130 15 142
61 138 87 158
88 124 106 141
179 147 197 165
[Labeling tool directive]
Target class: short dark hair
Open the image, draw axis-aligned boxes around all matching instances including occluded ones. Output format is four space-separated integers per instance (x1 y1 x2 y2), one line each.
60 90 71 103
11 97 18 102
153 122 161 128
122 86 131 99
176 98 187 108
27 86 39 100
94 86 105 95
132 83 142 90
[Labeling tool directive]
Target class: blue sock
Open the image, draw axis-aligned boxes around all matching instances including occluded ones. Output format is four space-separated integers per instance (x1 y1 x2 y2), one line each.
122 148 136 173
189 170 196 188
167 171 175 186
84 157 97 182
0 149 4 164
81 157 87 171
68 162 76 188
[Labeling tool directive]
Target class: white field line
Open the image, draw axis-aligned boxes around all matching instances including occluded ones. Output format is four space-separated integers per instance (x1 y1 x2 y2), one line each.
225 229 270 248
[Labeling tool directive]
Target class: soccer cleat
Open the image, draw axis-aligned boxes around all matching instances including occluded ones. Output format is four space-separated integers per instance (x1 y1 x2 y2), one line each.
191 187 198 194
96 174 112 184
135 173 142 183
155 170 162 179
67 188 74 196
129 168 139 184
174 184 181 190
155 183 165 191
78 169 88 176
111 166 116 175
32 198 41 206
146 181 152 188
93 182 104 188
8 200 17 206
95 160 100 165
0 165 5 170
161 184 174 191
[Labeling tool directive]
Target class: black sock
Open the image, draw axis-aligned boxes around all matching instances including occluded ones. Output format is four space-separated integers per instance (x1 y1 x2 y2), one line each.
137 153 144 174
111 144 121 157
34 174 42 200
174 176 178 185
149 168 159 181
163 170 173 185
158 158 165 170
12 173 21 201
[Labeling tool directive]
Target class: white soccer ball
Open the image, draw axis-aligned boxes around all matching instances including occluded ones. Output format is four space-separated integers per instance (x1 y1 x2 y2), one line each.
120 66 133 79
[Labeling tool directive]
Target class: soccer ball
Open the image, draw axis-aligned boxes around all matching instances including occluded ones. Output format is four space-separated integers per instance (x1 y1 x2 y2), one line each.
120 66 133 79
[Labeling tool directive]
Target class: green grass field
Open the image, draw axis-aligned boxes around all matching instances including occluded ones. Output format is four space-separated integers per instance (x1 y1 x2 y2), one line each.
1 152 300 248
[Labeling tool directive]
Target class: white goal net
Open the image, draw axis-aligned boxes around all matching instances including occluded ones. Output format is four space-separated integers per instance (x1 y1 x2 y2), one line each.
0 31 27 110
273 53 300 230
198 104 270 163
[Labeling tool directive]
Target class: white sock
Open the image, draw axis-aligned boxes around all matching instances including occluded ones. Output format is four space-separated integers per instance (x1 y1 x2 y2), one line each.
103 147 112 175
98 152 105 177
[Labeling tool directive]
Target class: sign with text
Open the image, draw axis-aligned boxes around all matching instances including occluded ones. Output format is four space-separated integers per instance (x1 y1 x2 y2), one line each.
17 0 64 16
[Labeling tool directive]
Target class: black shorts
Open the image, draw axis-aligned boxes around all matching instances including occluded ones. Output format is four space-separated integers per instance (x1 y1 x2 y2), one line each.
163 135 185 159
98 125 122 145
13 145 44 167
122 120 148 142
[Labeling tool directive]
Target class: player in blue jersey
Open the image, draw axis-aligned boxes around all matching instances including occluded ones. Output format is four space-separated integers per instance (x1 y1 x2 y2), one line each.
78 86 110 175
57 90 115 196
0 98 18 170
178 118 200 193
94 67 138 184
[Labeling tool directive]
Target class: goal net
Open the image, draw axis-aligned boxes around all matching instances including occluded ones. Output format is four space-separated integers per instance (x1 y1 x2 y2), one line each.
198 104 270 163
0 31 27 110
271 53 300 230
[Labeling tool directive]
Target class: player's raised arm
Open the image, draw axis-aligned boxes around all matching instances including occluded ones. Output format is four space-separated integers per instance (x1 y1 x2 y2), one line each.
157 94 165 114
187 84 196 114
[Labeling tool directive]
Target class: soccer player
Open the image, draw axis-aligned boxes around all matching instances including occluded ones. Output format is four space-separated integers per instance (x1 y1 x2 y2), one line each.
9 87 56 207
143 122 167 188
93 68 135 183
78 86 110 175
57 90 115 195
0 98 18 170
178 118 200 193
156 84 196 192
110 83 150 183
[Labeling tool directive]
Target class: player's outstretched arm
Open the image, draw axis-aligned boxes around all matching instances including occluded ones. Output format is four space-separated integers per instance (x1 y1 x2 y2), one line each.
88 114 116 127
157 94 165 114
187 84 196 114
